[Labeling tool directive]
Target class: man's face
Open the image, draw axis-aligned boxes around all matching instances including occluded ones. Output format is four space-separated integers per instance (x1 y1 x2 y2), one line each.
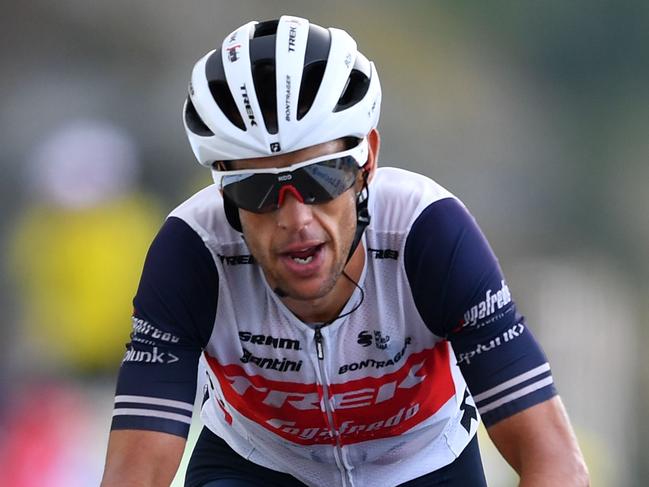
233 139 361 302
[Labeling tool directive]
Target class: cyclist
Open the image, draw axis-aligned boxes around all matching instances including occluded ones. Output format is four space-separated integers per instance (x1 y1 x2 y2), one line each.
101 15 589 487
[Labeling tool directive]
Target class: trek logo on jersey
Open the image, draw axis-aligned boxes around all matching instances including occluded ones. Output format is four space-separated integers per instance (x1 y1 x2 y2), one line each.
457 322 525 365
356 330 391 349
204 342 455 445
367 247 399 260
123 346 179 364
459 280 512 329
218 253 255 265
238 331 301 350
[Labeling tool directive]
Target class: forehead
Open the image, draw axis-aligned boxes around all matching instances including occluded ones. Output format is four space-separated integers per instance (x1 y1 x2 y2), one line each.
230 139 346 171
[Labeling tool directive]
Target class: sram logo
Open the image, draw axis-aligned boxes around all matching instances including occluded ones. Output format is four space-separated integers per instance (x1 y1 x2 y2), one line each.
205 342 455 445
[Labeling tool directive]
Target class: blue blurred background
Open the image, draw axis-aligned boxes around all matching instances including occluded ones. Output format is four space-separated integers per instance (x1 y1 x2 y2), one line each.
1 1 647 485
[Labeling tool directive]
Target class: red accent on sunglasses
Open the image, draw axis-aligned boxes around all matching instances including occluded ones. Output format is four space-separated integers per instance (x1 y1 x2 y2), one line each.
277 185 304 207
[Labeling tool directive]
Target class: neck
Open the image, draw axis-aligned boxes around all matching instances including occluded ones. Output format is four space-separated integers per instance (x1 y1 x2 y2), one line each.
282 243 365 324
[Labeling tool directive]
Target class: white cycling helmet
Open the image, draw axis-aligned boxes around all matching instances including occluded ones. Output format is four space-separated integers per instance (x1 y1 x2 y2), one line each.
183 15 381 165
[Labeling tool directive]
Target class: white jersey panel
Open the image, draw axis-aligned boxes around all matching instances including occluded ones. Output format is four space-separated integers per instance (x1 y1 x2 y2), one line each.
170 168 477 487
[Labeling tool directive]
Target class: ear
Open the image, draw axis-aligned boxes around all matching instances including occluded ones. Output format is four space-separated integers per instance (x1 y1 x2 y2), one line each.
364 128 381 183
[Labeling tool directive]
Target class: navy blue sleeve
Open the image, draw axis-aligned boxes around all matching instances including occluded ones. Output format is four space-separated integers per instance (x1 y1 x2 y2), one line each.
404 198 557 427
111 216 218 437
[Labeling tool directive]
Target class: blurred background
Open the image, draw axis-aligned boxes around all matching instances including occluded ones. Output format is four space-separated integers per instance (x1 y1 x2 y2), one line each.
1 1 647 485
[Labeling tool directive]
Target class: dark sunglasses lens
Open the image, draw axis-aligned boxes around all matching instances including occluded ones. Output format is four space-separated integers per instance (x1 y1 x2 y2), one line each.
222 155 359 213
300 157 359 201
222 173 279 213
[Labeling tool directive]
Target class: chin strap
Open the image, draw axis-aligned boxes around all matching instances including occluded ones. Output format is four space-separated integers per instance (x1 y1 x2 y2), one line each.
346 170 371 264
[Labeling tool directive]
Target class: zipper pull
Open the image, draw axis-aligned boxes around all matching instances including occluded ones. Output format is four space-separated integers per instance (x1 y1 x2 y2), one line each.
314 327 324 360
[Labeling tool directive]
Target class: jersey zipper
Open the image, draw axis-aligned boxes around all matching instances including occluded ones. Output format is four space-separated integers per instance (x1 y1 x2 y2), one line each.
314 326 354 487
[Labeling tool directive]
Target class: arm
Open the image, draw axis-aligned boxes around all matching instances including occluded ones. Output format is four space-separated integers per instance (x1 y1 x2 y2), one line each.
487 396 589 486
101 217 218 485
101 430 186 487
404 198 588 483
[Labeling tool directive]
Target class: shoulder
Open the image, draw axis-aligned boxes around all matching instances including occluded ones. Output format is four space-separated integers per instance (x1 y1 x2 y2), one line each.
369 167 466 234
169 184 241 246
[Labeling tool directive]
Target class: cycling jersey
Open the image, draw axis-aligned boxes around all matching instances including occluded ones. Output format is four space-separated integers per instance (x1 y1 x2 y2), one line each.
111 167 556 487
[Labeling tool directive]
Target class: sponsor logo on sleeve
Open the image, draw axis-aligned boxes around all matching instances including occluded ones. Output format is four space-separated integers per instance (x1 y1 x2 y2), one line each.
457 322 525 365
123 346 179 364
131 316 180 343
459 280 512 329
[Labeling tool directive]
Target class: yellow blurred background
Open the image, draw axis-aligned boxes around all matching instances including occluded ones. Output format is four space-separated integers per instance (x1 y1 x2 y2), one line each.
1 1 647 485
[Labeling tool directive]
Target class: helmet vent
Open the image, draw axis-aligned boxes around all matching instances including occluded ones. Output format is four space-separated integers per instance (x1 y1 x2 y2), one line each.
249 31 278 134
205 50 246 130
297 24 331 120
252 60 278 134
253 20 279 38
297 62 326 120
334 55 371 112
184 97 214 136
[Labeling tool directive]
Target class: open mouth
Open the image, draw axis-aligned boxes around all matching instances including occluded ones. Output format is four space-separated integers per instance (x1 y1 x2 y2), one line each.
286 244 323 265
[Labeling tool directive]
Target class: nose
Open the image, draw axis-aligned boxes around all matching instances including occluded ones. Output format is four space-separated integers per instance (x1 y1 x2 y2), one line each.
276 189 313 231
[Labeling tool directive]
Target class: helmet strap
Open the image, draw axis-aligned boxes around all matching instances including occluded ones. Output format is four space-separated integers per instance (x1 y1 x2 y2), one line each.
346 170 371 264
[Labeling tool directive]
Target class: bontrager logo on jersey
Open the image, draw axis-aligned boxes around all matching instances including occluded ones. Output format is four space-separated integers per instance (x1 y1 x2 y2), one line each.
239 331 301 350
341 337 411 374
205 342 455 445
460 280 512 329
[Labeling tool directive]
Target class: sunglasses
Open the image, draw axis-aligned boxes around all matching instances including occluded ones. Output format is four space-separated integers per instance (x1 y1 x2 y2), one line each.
213 138 369 213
